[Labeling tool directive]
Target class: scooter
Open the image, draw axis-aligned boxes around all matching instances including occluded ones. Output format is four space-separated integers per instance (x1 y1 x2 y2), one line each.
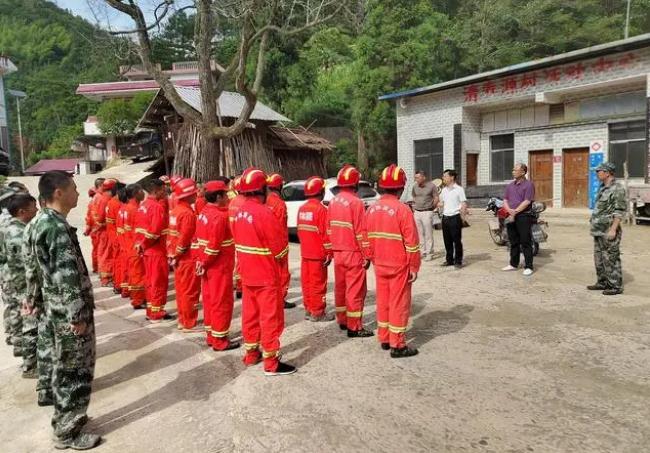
486 197 548 256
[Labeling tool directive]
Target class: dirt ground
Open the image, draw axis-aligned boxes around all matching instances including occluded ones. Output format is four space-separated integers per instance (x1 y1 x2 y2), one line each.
1 172 649 453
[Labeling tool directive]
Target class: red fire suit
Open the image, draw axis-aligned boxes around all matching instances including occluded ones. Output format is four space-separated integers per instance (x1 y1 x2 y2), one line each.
124 199 146 308
194 203 235 348
231 197 288 372
366 194 421 348
135 196 169 320
168 199 200 329
266 191 290 301
85 195 99 273
327 188 370 331
194 195 207 216
229 194 246 294
115 203 130 297
105 196 121 291
297 198 332 317
94 192 112 285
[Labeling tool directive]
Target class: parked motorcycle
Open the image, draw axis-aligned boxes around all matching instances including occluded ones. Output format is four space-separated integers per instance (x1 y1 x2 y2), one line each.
485 197 548 256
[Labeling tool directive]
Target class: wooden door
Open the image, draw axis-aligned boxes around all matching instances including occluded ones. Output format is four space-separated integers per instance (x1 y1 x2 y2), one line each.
529 150 553 207
466 154 478 186
562 148 589 207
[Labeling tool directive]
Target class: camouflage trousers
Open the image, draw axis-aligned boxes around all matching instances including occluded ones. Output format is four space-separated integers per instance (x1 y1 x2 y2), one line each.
594 231 623 291
2 293 23 347
40 315 96 439
21 311 38 372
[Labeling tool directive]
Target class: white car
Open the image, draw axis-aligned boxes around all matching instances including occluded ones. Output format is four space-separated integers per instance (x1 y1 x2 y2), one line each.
282 178 380 235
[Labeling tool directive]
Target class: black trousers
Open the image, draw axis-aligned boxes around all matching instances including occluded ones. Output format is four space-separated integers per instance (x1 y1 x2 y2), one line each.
507 214 533 269
442 214 463 265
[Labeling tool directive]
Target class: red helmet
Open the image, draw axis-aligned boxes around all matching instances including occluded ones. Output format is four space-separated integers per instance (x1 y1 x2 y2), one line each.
337 165 360 188
102 179 117 191
173 178 198 200
204 180 228 193
170 176 182 189
379 164 407 189
239 168 267 193
266 173 284 190
233 176 242 192
88 188 96 198
304 176 326 197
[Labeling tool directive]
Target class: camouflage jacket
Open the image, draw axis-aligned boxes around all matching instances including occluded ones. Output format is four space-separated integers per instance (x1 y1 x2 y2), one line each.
0 209 11 286
23 212 44 311
590 179 627 237
0 217 28 300
24 208 94 324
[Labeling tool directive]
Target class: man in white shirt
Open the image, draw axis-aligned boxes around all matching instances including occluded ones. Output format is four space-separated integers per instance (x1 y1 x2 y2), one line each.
437 169 468 268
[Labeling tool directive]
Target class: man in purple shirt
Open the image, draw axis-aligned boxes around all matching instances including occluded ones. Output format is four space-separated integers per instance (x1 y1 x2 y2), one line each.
502 163 536 276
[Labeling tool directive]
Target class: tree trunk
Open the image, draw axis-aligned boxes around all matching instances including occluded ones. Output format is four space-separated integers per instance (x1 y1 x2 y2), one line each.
357 129 369 175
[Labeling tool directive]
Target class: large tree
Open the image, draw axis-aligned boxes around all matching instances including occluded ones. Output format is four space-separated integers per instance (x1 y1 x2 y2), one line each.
101 0 350 180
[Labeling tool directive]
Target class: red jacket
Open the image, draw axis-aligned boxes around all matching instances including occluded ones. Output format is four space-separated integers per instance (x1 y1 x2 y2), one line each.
231 197 288 286
106 195 121 242
92 192 109 232
266 191 288 234
228 194 246 223
194 196 207 216
194 203 234 269
366 194 421 273
167 200 196 262
116 203 128 252
84 196 96 235
297 198 332 260
123 199 139 257
135 196 168 256
326 189 370 258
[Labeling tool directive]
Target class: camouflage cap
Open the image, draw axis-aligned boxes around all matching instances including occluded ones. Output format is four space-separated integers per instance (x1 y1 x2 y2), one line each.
593 162 616 173
0 186 19 202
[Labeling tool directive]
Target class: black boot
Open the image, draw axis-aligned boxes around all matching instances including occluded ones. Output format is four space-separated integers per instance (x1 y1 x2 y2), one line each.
380 343 390 351
390 346 419 358
54 432 102 450
38 390 54 407
213 341 240 352
347 328 374 338
587 283 607 290
264 362 297 376
338 324 347 331
235 291 242 299
284 301 296 309
602 288 623 296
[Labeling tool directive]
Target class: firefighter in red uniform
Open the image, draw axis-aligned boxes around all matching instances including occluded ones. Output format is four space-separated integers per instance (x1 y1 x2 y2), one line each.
135 179 173 322
231 168 296 376
84 187 98 273
124 184 147 309
327 165 373 337
96 179 115 286
297 176 334 321
168 178 201 331
229 177 245 299
159 175 171 213
195 179 240 350
194 184 207 215
367 165 421 358
106 181 123 294
115 185 130 298
87 178 106 274
265 173 294 309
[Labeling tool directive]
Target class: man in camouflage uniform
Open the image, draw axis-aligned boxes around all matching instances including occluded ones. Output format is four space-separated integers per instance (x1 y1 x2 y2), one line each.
588 162 626 296
25 171 101 450
2 193 39 378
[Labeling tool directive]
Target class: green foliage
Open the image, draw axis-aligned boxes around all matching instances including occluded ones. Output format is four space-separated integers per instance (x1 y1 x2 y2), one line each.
97 92 154 136
27 124 83 166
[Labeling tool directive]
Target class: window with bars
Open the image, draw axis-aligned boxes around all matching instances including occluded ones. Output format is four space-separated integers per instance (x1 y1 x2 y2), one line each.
490 134 514 182
609 121 647 178
414 138 443 179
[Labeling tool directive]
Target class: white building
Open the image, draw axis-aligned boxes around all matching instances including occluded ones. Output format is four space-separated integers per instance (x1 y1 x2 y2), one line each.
381 34 650 208
0 56 17 156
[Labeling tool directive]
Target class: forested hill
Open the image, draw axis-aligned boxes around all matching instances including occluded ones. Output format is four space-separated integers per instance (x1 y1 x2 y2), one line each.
0 0 119 162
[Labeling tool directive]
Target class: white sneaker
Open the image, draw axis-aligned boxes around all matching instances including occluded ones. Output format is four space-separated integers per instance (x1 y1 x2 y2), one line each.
523 268 534 276
501 265 517 271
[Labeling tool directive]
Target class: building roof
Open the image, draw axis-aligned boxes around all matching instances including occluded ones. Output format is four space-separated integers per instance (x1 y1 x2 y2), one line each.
268 126 333 152
139 86 290 127
24 158 79 176
76 78 201 100
379 32 650 101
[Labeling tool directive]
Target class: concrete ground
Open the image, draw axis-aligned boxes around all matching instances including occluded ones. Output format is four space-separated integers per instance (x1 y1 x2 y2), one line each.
1 167 650 453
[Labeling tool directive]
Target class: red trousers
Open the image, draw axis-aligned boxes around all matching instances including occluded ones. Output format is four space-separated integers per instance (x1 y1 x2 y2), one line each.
242 284 284 372
301 258 327 317
333 251 367 331
143 253 169 320
174 259 200 329
202 260 234 348
113 247 127 293
374 264 412 349
91 233 99 273
127 255 146 307
279 254 290 301
97 232 112 285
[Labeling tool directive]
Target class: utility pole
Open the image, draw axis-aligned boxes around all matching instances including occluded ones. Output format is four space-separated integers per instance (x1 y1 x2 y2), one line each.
625 0 632 39
15 97 24 173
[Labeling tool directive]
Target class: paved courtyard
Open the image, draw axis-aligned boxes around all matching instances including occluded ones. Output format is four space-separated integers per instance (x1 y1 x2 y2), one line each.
1 170 649 452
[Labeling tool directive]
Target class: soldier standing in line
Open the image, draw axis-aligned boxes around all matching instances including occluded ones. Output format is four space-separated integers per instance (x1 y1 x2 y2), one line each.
25 170 100 450
2 193 38 376
588 162 627 296
266 173 295 309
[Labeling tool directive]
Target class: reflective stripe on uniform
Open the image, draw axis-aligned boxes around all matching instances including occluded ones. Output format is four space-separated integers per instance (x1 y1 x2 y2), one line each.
368 231 403 241
236 245 272 255
244 342 260 350
388 324 407 333
275 246 289 259
330 220 353 228
297 224 319 232
405 244 420 253
346 310 363 318
377 321 389 328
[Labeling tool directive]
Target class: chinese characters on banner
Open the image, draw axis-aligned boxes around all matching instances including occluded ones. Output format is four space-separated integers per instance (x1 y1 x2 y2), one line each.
463 52 638 104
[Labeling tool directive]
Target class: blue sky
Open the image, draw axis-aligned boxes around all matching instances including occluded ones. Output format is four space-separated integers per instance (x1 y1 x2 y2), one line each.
51 0 192 30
